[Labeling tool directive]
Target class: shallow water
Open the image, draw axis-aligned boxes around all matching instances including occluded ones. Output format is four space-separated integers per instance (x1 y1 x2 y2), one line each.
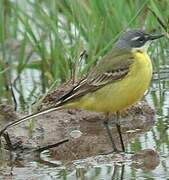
0 68 169 180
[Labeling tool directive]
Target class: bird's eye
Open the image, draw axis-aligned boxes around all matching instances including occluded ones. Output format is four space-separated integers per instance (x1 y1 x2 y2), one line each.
137 36 145 42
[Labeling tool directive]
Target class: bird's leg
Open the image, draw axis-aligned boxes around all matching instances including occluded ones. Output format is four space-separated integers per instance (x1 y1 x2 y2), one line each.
115 111 125 152
103 113 118 152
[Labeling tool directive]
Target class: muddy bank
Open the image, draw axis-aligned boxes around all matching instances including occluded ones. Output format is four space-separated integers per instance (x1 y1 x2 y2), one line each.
0 100 155 161
0 81 157 172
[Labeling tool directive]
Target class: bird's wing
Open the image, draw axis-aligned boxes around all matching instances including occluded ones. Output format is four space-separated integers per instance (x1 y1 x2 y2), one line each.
59 49 134 103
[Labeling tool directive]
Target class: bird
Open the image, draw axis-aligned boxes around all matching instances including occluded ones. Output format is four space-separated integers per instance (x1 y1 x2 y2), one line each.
0 29 163 152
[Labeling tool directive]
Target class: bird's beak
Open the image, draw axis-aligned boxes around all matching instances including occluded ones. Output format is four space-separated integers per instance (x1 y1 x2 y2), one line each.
148 34 164 40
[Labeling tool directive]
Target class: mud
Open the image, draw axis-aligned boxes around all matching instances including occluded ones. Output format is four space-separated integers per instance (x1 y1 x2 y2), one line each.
0 101 155 159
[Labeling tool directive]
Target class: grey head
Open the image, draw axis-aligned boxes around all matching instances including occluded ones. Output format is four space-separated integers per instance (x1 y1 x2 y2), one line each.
114 29 164 51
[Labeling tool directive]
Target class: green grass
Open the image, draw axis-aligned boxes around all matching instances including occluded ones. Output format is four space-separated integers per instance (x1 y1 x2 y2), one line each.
0 0 168 107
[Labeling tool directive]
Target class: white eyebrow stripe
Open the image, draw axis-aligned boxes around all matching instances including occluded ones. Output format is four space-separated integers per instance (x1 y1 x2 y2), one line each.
131 36 141 41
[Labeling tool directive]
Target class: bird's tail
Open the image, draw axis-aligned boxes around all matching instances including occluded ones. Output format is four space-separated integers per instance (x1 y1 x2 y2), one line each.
0 104 64 136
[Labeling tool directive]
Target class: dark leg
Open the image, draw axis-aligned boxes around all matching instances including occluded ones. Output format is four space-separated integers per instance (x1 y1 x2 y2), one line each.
116 112 125 152
103 114 118 152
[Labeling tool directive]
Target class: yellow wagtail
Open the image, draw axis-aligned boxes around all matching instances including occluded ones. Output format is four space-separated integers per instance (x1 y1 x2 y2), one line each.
0 29 163 152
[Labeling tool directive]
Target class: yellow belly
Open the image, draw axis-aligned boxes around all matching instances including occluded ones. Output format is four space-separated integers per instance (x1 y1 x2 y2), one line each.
65 51 152 112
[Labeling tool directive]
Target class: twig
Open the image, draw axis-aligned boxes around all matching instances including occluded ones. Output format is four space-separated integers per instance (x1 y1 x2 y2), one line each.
2 133 14 175
34 139 69 153
9 81 18 111
2 132 13 151
72 50 88 84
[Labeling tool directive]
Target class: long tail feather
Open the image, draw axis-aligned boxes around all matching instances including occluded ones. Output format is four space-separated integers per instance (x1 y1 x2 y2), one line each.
0 105 64 136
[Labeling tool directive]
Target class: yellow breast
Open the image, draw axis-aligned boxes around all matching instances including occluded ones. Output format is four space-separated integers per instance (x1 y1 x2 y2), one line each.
65 51 152 112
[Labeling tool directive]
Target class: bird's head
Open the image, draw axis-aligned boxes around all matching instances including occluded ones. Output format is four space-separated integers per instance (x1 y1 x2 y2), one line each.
115 29 164 52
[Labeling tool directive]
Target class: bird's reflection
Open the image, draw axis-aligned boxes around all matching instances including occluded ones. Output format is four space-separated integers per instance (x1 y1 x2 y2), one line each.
112 164 125 180
68 162 125 180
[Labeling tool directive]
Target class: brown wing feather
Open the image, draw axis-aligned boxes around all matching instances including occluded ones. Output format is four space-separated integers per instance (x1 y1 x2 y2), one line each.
88 67 130 86
59 50 134 104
